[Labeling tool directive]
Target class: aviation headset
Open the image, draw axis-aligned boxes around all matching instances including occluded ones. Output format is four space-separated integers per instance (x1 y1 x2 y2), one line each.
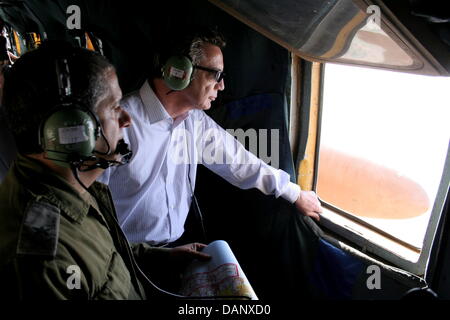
38 57 100 167
161 49 225 91
38 56 131 170
159 27 225 91
160 31 210 91
161 52 194 91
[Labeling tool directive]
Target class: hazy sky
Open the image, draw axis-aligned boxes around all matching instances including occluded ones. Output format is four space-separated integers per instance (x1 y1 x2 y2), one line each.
320 63 450 247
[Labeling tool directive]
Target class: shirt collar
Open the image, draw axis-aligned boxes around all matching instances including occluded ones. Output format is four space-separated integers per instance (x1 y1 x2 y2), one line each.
139 80 172 124
139 80 193 128
15 154 102 224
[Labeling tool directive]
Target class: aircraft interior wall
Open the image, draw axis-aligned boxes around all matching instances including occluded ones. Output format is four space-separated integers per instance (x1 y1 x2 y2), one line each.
1 0 449 300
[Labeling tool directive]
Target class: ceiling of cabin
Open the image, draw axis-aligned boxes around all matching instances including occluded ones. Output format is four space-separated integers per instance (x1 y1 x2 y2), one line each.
1 0 449 75
211 0 450 75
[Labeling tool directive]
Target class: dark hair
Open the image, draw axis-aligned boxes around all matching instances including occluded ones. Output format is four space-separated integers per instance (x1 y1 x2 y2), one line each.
151 26 226 78
1 41 115 154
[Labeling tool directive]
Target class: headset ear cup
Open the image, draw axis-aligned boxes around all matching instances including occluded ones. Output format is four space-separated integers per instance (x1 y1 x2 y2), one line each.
162 55 193 90
41 107 97 167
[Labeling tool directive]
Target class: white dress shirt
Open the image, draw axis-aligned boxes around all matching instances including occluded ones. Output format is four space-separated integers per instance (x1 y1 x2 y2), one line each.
99 81 301 244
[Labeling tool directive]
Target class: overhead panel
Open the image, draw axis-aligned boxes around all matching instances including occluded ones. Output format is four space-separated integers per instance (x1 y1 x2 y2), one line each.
210 0 449 75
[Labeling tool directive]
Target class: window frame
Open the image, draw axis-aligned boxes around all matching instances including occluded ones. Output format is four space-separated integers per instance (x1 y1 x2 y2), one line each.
312 61 450 276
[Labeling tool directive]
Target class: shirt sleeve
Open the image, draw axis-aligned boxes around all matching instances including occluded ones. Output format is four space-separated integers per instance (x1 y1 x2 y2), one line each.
130 242 172 262
196 112 301 204
130 242 174 276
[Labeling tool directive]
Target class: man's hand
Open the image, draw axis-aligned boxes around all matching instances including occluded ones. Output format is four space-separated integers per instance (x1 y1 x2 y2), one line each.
169 243 211 264
294 190 323 222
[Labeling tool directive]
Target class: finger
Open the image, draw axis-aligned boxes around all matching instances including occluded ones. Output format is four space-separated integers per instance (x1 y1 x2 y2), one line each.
316 200 323 213
194 243 208 250
191 250 212 261
310 212 320 222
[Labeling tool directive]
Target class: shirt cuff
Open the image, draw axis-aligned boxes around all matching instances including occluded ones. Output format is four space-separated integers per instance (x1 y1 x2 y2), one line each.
280 182 301 203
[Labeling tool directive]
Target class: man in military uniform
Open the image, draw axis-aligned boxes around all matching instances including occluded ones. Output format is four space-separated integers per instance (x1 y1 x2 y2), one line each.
0 41 210 299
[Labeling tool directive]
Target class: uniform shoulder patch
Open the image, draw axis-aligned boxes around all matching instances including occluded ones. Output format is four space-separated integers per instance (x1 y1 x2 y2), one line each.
17 200 60 258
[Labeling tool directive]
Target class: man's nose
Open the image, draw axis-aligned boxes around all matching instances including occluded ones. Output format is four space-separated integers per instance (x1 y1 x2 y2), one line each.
215 78 225 91
119 108 132 128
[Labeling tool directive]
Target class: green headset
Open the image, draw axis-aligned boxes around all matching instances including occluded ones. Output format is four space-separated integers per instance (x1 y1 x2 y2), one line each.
159 33 199 91
161 54 194 91
161 50 225 91
39 58 101 168
160 27 225 91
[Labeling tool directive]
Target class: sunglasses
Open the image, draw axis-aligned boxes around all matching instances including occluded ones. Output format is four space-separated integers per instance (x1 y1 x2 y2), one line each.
193 65 225 83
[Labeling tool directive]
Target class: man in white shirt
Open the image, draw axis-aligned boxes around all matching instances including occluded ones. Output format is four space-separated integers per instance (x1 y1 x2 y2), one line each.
99 29 323 246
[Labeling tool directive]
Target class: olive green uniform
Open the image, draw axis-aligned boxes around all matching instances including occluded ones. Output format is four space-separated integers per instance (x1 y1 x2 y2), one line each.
0 154 171 299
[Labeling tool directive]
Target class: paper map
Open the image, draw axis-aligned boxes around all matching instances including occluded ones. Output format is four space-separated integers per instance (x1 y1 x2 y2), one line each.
179 240 258 300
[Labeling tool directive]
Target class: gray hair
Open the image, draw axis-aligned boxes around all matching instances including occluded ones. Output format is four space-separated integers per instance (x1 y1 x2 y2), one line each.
188 33 226 65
